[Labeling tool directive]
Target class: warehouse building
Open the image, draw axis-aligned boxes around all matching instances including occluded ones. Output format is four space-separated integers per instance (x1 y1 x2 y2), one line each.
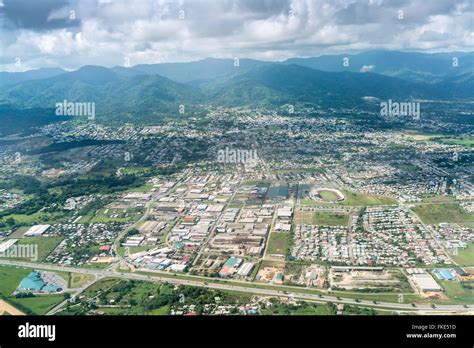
410 273 443 292
237 262 254 277
24 224 51 237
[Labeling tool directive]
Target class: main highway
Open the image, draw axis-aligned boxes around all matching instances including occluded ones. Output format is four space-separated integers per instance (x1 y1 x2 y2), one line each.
0 258 471 315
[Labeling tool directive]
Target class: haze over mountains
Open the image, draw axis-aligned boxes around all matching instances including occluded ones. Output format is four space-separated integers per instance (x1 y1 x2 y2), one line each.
0 50 473 124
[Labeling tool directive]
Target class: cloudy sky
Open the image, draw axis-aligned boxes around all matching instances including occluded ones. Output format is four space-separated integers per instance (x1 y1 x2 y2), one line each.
0 0 473 71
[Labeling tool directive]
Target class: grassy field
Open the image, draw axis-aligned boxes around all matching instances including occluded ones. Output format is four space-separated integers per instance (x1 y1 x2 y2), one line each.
0 212 69 226
312 212 349 226
150 305 170 315
341 190 397 206
319 190 340 201
0 265 64 314
129 184 154 192
452 242 474 266
5 237 63 262
431 136 474 149
301 191 397 206
0 265 31 296
435 280 474 305
420 195 457 204
266 232 290 256
117 245 156 257
69 273 96 288
402 133 473 148
12 295 64 315
412 203 473 224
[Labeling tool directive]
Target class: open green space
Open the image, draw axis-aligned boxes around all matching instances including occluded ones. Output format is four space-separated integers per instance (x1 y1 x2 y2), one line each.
0 265 31 296
435 280 474 305
129 184 154 193
312 212 349 226
412 203 473 224
0 265 65 314
420 195 457 204
5 237 63 262
13 295 64 315
150 305 170 315
266 232 291 256
452 242 474 266
117 245 156 257
69 273 96 288
301 190 397 206
341 190 397 206
0 212 69 230
431 136 474 149
319 190 340 201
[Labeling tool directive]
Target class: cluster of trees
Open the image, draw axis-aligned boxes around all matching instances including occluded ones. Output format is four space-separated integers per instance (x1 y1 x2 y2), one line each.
73 280 247 315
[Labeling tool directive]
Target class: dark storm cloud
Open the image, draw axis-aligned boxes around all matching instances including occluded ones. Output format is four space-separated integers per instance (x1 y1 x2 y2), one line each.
0 0 80 30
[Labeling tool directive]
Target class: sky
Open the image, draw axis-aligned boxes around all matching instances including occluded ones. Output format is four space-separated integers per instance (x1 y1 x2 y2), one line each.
0 0 473 71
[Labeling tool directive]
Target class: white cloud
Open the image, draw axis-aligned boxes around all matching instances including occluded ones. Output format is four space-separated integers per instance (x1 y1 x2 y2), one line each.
0 0 472 71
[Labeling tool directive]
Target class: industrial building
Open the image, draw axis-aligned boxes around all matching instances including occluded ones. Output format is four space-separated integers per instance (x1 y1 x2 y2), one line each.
17 271 63 293
410 273 443 292
237 262 254 277
219 257 243 277
24 224 51 237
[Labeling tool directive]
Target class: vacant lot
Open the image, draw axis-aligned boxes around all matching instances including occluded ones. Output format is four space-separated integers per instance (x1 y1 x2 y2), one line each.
266 232 290 256
342 190 397 206
6 237 63 262
435 280 474 305
412 203 473 224
0 266 31 296
312 212 349 226
452 243 474 266
69 273 96 288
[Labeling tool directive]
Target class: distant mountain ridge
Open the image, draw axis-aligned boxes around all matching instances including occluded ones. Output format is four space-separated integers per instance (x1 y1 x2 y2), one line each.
0 50 472 123
0 65 203 122
284 50 474 84
3 50 472 86
0 67 66 87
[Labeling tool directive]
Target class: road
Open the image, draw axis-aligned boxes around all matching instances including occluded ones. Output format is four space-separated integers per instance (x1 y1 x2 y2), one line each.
191 178 241 266
113 190 167 260
402 203 458 266
1 258 471 315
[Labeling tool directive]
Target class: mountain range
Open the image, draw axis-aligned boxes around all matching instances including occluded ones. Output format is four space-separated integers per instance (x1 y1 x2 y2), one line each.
0 50 472 126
